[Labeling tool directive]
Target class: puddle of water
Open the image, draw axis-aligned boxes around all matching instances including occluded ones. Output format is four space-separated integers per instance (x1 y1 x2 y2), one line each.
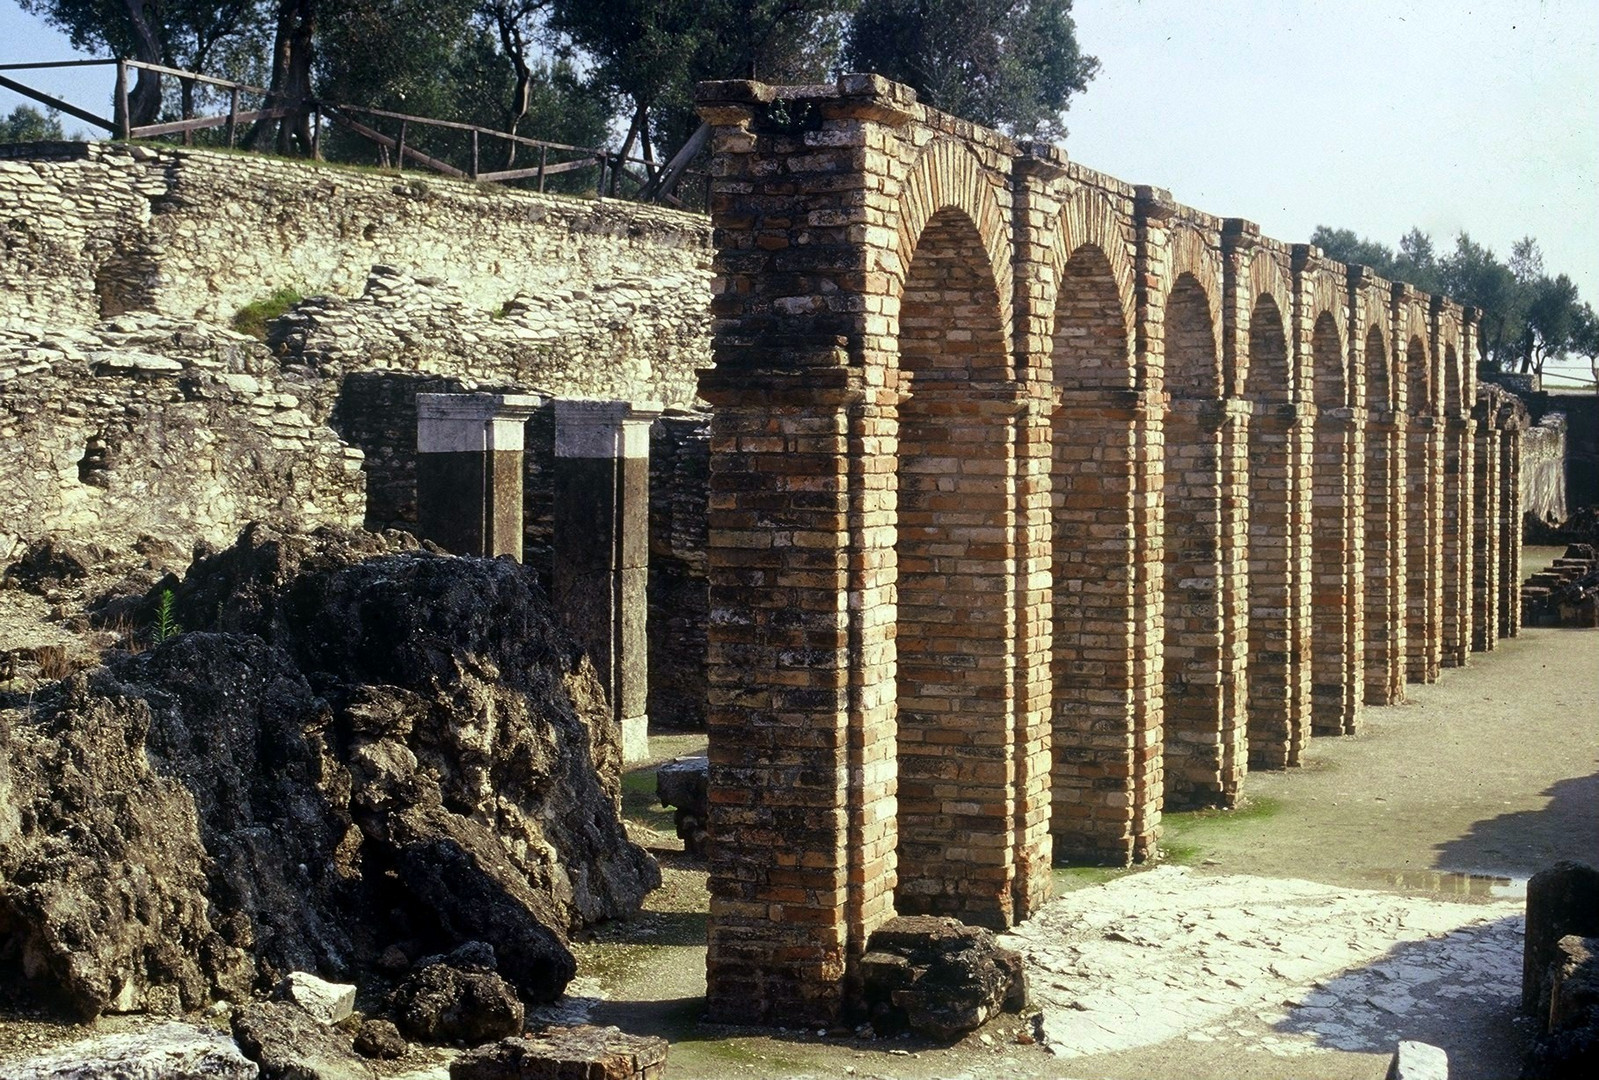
1362 868 1527 899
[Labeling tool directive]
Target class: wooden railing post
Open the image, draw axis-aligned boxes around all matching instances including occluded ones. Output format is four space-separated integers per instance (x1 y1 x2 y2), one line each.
114 58 131 140
312 106 322 160
396 119 406 171
226 85 240 147
470 128 479 180
537 144 547 192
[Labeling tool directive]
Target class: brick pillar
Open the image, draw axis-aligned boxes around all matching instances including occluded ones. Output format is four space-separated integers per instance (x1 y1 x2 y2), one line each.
553 399 660 764
1161 398 1249 808
1310 407 1363 735
1472 402 1501 651
1500 424 1523 638
1051 387 1163 863
1441 415 1476 666
1407 416 1443 682
415 392 543 559
1245 401 1312 768
1365 406 1408 702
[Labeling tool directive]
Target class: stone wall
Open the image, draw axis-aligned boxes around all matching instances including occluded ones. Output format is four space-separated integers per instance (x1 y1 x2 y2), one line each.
0 140 711 556
1 140 714 722
1522 412 1569 524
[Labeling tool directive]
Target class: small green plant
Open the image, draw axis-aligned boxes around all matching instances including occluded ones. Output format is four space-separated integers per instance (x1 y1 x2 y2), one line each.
231 287 304 340
152 588 183 644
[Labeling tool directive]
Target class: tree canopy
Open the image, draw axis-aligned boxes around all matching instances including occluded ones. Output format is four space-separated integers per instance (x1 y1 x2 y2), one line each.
14 0 1100 192
0 105 66 142
843 0 1098 138
1312 225 1598 379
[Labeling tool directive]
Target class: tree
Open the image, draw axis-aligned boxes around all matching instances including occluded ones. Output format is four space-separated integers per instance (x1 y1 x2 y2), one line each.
19 2 263 126
1518 272 1582 376
0 105 66 142
843 0 1098 139
549 0 854 180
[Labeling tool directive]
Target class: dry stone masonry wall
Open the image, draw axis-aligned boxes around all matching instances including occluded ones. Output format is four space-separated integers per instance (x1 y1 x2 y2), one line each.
0 140 712 570
692 74 1534 1026
1522 412 1569 526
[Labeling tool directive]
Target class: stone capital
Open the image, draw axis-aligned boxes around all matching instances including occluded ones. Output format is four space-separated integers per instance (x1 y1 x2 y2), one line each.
554 399 663 460
416 392 544 454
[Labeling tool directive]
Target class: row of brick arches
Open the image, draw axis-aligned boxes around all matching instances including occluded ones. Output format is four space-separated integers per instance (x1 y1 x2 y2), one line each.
694 76 1530 1026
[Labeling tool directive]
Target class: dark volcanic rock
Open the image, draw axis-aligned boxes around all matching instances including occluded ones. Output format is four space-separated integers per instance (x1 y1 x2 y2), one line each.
0 524 657 1018
861 916 1028 1041
393 957 524 1045
352 1018 407 1060
1524 861 1599 1016
232 1001 377 1080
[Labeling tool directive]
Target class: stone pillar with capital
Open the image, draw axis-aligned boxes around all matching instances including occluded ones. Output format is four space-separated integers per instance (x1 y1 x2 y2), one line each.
415 392 544 559
553 399 661 765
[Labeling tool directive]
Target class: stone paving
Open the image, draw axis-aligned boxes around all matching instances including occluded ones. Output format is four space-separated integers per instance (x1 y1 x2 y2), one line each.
1001 866 1523 1061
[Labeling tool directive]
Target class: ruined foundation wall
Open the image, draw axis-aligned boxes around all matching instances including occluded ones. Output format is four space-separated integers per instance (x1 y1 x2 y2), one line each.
1522 412 1568 525
0 141 712 562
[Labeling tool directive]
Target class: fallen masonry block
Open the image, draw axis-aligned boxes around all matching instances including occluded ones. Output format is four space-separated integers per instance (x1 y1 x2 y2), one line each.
450 1025 669 1079
1524 861 1599 1016
861 915 1028 1041
1386 1040 1448 1080
277 970 357 1026
656 755 709 856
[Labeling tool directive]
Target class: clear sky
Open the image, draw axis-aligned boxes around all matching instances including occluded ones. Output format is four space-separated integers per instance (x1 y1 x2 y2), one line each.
1062 0 1598 381
2 0 1595 376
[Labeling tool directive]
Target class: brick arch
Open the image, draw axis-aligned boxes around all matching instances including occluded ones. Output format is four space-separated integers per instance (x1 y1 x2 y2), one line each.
889 138 1014 359
1303 274 1348 409
892 199 1017 925
1244 288 1299 768
1166 273 1221 399
1240 253 1293 398
1041 186 1137 389
1310 303 1358 736
1404 333 1432 417
1312 309 1347 409
1366 324 1393 412
1245 292 1291 404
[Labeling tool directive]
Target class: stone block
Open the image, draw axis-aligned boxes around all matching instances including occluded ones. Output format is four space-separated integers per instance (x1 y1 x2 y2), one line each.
450 1026 668 1080
277 971 357 1026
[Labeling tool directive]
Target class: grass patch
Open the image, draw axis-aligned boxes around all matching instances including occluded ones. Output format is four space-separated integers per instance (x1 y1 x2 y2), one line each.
1158 794 1284 863
231 287 304 339
1052 864 1142 894
620 768 677 833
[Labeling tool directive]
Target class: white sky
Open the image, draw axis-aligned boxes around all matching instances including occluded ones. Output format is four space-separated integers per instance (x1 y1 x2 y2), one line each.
2 0 1595 376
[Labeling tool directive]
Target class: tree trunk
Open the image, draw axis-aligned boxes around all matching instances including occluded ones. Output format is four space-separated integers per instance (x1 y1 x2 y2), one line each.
119 0 164 127
246 0 317 154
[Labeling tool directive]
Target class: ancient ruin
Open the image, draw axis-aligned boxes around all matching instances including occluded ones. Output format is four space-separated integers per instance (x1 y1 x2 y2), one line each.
691 75 1532 1025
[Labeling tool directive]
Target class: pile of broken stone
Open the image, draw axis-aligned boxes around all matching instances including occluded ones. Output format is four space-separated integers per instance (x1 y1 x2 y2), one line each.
0 524 665 1077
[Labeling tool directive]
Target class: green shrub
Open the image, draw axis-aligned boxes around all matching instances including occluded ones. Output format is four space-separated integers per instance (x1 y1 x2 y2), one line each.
232 287 304 340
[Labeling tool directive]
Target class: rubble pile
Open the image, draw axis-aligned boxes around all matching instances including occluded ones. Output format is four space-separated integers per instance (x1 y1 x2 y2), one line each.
1521 544 1599 628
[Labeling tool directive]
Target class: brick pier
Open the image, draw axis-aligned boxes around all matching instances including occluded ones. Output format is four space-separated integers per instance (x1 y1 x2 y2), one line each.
693 75 1527 1026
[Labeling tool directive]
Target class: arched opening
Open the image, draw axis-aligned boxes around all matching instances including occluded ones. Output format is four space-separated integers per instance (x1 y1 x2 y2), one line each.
893 206 1015 926
1309 310 1356 734
1243 293 1299 768
1362 324 1401 703
1161 273 1235 808
1050 242 1148 864
1405 335 1436 682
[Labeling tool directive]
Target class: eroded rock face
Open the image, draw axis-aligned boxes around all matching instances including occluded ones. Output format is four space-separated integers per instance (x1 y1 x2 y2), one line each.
0 525 657 1018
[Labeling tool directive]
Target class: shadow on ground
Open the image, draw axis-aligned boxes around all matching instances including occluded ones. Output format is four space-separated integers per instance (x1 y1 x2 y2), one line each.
1433 770 1599 880
1273 914 1533 1080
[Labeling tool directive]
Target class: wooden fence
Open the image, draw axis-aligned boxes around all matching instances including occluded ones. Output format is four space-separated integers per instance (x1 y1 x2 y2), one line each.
0 57 704 207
